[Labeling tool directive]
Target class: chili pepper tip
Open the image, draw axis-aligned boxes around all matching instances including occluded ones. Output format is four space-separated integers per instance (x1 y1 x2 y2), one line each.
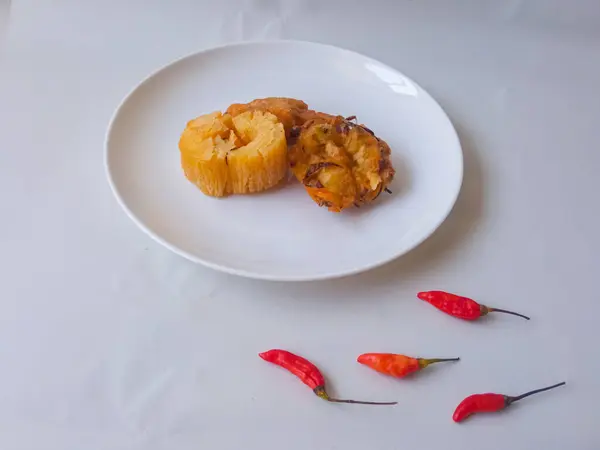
258 351 270 361
417 291 431 301
259 349 283 363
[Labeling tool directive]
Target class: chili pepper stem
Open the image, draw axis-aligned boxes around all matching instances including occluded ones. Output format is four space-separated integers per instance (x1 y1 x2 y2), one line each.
480 305 530 320
505 382 566 406
314 386 397 406
489 307 530 320
326 398 398 405
418 357 460 369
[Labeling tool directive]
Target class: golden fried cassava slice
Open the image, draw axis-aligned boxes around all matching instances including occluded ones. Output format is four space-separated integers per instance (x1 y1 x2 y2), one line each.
179 110 287 196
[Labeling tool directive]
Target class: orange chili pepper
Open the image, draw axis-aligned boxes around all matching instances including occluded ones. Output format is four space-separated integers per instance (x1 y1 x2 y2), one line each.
357 353 460 378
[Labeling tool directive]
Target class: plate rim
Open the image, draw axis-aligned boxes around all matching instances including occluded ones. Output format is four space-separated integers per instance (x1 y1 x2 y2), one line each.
104 39 464 281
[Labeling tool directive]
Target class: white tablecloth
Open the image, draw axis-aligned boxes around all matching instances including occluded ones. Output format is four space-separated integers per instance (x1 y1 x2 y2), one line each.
1 1 599 449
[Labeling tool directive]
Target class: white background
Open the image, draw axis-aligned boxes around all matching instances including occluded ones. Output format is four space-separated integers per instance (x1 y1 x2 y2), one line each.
1 1 599 449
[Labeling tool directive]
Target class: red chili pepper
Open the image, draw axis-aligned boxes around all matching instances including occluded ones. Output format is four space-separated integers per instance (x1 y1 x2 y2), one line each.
357 353 459 378
418 291 530 321
453 382 566 422
259 349 397 405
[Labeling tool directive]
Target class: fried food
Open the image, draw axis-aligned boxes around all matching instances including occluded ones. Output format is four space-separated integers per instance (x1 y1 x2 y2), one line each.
226 97 335 137
179 110 287 196
181 97 396 210
288 115 395 212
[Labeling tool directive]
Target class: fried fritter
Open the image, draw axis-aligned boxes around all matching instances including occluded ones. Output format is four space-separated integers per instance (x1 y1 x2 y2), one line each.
288 116 395 212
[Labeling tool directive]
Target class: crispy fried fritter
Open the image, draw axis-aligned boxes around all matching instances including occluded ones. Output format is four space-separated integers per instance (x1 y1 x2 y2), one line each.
288 116 395 212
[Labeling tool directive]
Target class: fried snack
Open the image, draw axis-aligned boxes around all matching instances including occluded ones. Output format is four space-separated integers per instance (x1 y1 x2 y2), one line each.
179 110 287 197
288 115 395 212
226 97 335 137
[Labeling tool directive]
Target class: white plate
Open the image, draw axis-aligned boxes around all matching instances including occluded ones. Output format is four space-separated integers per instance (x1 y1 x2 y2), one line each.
105 41 463 281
